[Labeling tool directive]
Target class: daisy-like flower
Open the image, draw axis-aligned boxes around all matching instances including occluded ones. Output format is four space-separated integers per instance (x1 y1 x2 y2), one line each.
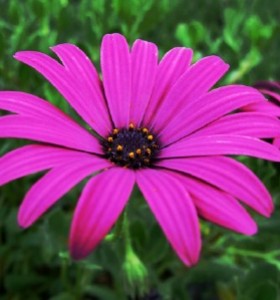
1 33 280 266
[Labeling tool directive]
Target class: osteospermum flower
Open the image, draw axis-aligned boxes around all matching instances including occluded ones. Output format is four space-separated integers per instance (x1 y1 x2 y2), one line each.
1 33 280 266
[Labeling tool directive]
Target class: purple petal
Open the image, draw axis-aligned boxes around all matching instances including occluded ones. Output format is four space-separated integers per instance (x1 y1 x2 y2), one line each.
101 33 131 128
242 101 280 117
136 169 201 266
274 137 280 148
51 44 112 136
150 56 229 132
18 156 111 227
180 175 257 235
0 145 99 186
14 49 110 136
143 47 193 126
0 91 92 130
70 168 135 260
130 39 158 126
190 112 280 139
160 134 280 162
159 85 265 145
254 81 280 91
260 89 280 103
156 156 273 217
0 115 102 153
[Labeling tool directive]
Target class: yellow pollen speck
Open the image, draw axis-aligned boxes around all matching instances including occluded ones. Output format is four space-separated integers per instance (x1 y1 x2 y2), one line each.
147 135 153 141
107 136 113 142
136 149 142 155
142 128 148 134
146 148 151 155
116 145 123 151
113 128 119 135
128 152 135 159
129 123 135 130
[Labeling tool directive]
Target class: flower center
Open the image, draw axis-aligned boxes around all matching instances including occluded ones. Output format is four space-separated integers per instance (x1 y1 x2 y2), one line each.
102 123 160 169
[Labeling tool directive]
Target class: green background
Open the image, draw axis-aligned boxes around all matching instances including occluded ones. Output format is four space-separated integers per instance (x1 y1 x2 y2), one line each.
1 0 280 299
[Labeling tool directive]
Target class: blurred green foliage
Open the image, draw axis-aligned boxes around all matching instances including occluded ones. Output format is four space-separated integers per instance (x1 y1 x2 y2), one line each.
1 0 280 299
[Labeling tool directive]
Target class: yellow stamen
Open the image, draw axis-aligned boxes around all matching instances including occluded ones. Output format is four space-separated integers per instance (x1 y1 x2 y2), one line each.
113 128 119 135
116 145 123 151
146 148 151 155
107 136 113 143
147 134 153 141
129 123 135 130
128 152 135 159
136 149 142 155
142 128 148 134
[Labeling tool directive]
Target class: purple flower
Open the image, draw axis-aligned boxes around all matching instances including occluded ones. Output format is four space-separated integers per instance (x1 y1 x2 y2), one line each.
1 33 280 266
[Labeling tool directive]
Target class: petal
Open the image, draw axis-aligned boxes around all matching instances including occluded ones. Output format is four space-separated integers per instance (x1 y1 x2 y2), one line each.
101 33 131 128
254 81 280 91
130 39 158 126
259 89 280 103
51 44 112 136
179 175 257 235
156 156 273 217
143 47 193 126
18 156 111 228
242 101 280 117
0 91 92 130
150 56 229 132
136 169 201 266
0 115 102 153
159 85 265 145
0 144 98 186
70 168 135 259
14 50 110 136
274 137 280 148
190 112 280 139
159 134 280 162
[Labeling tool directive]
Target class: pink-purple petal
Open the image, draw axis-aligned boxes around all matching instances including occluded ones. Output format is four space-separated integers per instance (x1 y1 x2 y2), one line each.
259 89 280 103
156 156 273 217
191 112 280 139
150 56 229 132
143 47 193 126
130 39 158 126
159 85 266 145
242 101 280 117
101 33 131 128
136 169 201 266
0 115 102 153
159 134 280 162
0 145 98 186
0 91 95 131
180 176 257 235
70 168 135 260
51 44 112 136
18 156 111 228
14 50 110 136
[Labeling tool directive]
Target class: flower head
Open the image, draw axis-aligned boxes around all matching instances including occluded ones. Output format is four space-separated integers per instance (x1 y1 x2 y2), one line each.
1 33 280 266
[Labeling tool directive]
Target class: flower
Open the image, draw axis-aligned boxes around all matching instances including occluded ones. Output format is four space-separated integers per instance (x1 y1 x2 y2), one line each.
1 33 280 266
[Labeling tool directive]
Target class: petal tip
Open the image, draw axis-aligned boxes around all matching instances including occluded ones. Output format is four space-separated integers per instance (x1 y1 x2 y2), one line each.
17 214 30 229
